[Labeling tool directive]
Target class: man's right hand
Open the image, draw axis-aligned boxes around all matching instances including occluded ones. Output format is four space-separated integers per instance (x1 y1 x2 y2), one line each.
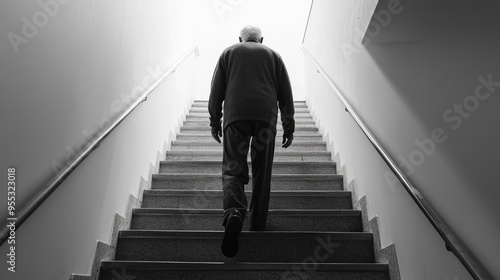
212 125 222 143
282 133 293 148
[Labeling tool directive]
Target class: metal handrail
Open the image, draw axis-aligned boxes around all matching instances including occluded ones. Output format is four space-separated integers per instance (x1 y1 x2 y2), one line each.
0 46 199 246
301 45 492 280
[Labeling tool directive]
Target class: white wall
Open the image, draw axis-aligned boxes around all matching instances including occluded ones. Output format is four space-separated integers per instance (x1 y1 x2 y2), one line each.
303 0 500 279
0 0 198 279
191 0 312 101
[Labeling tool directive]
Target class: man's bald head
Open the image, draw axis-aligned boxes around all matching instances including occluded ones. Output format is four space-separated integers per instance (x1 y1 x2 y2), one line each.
239 26 263 43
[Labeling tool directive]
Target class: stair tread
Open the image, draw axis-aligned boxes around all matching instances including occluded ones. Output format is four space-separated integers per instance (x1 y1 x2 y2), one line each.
160 160 336 165
119 230 373 240
144 189 351 196
171 141 326 145
166 150 330 155
133 208 360 215
100 261 388 272
153 173 341 179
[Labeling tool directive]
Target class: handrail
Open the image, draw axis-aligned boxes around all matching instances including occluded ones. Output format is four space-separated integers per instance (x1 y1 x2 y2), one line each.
301 45 492 280
0 46 199 246
301 0 315 45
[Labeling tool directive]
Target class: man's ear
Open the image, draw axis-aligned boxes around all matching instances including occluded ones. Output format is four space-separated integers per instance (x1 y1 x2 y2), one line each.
260 37 264 43
239 37 242 42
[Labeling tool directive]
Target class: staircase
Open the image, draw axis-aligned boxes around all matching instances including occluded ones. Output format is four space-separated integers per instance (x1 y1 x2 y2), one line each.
98 100 390 279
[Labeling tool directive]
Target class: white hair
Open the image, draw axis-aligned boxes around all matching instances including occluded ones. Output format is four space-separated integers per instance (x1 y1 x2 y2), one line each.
240 25 263 41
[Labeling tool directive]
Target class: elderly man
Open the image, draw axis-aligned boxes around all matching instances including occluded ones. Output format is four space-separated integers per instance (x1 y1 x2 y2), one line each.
208 26 295 257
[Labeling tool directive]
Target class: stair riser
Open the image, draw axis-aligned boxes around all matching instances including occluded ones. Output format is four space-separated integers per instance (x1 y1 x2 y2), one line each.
191 105 309 109
151 177 344 191
181 126 318 133
183 121 316 128
115 234 374 263
187 113 312 118
186 114 313 120
131 213 362 232
190 108 311 113
178 130 319 136
165 153 332 161
159 163 336 175
141 193 352 209
176 135 323 141
99 269 389 280
185 117 315 123
170 144 326 152
192 100 307 108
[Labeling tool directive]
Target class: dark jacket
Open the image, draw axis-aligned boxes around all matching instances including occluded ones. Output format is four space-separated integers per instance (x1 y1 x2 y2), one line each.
208 40 295 135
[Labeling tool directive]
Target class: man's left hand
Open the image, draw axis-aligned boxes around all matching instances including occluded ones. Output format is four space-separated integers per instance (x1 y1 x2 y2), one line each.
212 125 222 143
282 133 293 148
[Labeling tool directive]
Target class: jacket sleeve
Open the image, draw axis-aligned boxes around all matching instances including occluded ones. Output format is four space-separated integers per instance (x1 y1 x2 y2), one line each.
208 54 226 127
277 58 295 135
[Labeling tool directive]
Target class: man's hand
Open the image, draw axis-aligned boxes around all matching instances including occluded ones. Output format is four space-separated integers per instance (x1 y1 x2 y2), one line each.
282 133 293 148
211 125 222 143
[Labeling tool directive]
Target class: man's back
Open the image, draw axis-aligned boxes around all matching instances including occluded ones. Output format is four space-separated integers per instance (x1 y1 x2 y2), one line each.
209 40 294 132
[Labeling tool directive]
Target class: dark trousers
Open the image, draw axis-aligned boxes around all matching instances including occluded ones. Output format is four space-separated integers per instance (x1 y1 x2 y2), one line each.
222 120 276 231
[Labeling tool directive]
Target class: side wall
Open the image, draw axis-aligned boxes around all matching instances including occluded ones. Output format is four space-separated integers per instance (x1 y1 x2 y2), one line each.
303 0 500 279
0 1 197 279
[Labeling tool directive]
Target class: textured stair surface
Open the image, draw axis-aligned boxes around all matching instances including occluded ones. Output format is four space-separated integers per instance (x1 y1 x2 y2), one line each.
131 209 363 232
159 161 337 174
116 231 375 263
151 174 344 190
141 190 353 209
98 100 390 280
99 262 390 280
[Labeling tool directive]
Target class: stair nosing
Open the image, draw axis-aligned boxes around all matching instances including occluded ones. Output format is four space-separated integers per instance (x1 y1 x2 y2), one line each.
100 261 389 272
118 230 373 241
160 160 336 166
133 208 361 215
171 141 326 146
152 173 342 180
166 150 331 155
143 189 351 196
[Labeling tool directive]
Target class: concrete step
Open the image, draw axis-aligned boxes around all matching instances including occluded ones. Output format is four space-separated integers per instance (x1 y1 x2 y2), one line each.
185 115 315 122
185 116 315 123
131 209 362 232
159 160 337 174
177 129 320 136
190 107 311 113
115 231 375 263
165 150 332 161
175 134 323 142
99 261 390 280
192 100 308 106
141 190 353 209
170 141 327 152
187 112 312 118
180 126 318 133
151 174 344 191
182 121 316 128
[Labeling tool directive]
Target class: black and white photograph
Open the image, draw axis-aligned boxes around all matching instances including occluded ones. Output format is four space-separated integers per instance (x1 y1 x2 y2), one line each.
1 0 499 279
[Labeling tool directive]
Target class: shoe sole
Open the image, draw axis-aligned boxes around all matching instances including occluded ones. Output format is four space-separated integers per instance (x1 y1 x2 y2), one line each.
221 216 242 258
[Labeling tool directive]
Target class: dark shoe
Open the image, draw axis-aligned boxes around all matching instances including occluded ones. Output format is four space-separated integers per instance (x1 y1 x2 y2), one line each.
221 210 243 257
